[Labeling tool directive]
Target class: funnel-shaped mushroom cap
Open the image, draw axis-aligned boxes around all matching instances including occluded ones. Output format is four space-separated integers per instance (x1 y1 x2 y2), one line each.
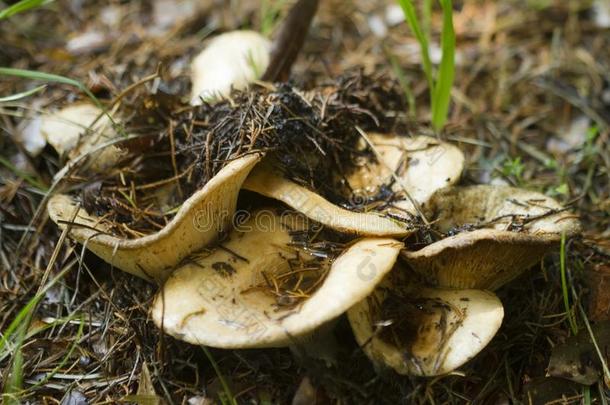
47 154 262 281
347 134 465 215
41 103 124 171
190 30 271 105
402 185 582 290
347 275 504 376
152 211 403 348
242 163 413 237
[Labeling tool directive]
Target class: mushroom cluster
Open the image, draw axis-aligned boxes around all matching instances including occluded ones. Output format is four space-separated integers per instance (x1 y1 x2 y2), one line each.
45 29 580 377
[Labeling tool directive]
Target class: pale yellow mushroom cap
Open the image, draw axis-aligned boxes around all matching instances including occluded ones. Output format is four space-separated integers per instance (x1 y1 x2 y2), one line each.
47 153 262 281
402 185 582 290
242 133 464 235
348 273 504 376
242 162 414 237
152 210 403 348
347 133 465 216
40 103 125 172
190 30 271 105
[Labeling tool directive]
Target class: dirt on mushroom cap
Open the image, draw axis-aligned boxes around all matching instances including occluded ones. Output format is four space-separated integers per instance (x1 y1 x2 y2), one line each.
47 153 262 281
152 209 403 348
402 185 582 290
69 72 412 238
346 132 465 217
348 269 504 376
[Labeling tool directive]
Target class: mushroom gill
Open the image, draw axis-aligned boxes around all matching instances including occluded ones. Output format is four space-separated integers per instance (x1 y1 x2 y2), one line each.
402 185 582 290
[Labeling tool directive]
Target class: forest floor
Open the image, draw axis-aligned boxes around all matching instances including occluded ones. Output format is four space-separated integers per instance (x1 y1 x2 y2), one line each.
0 0 609 403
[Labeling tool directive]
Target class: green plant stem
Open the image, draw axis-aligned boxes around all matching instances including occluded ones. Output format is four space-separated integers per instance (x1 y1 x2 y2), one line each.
396 0 434 94
560 232 578 334
431 0 455 130
0 84 47 102
0 0 53 20
201 346 236 405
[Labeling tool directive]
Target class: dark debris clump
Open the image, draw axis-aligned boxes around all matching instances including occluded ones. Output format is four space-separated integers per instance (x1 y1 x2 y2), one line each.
83 70 407 237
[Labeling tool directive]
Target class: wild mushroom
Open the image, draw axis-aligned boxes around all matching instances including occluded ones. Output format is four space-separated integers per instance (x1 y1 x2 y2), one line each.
152 210 403 348
242 133 464 235
402 185 581 290
242 162 413 237
347 268 504 376
40 103 125 172
190 30 271 105
346 133 465 216
47 153 262 281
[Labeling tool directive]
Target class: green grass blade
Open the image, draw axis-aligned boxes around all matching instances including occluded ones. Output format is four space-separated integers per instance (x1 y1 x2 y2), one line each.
396 0 434 92
2 325 25 403
0 156 48 191
0 263 74 355
26 315 85 391
0 67 103 110
560 232 578 334
583 385 590 405
431 0 455 131
422 0 433 41
0 0 53 20
387 50 416 117
0 295 41 356
260 0 288 36
0 85 47 103
201 346 236 405
0 261 75 401
573 286 610 385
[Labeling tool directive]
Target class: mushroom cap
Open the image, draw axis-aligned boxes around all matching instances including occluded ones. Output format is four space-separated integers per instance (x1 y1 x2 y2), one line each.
152 211 403 348
242 162 414 237
190 30 271 105
347 274 504 376
47 153 262 281
347 134 465 216
40 103 124 172
402 185 582 290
